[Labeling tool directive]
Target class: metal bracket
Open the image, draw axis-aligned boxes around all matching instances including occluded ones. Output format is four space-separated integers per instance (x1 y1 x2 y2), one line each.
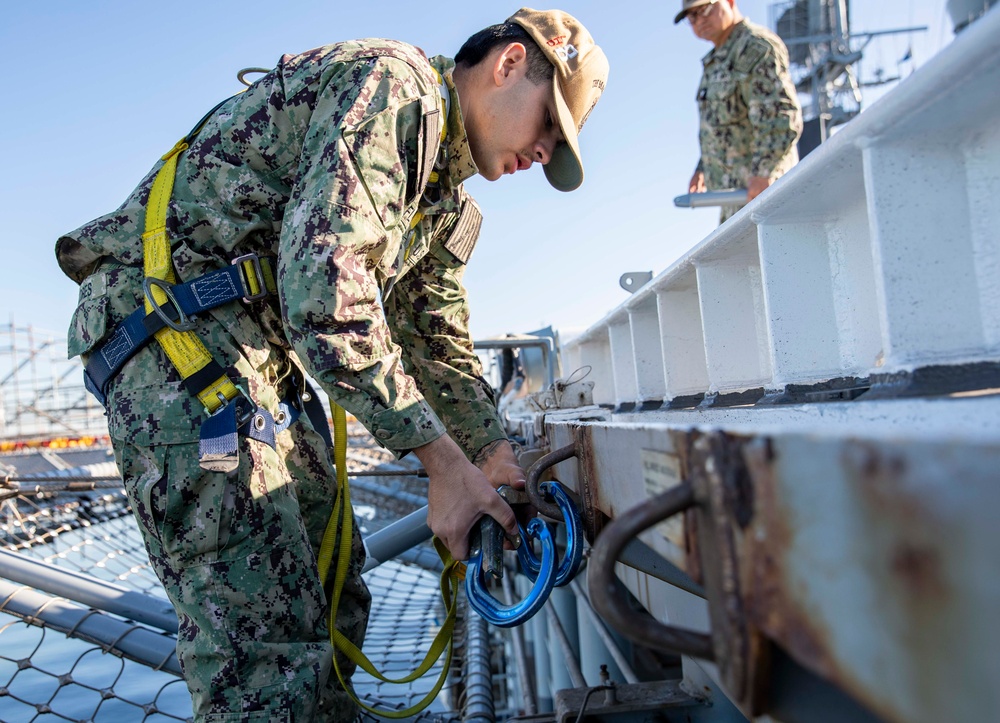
619 271 653 294
588 480 716 660
525 444 579 520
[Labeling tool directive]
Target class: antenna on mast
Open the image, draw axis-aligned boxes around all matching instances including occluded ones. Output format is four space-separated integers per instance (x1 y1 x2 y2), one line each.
768 0 927 156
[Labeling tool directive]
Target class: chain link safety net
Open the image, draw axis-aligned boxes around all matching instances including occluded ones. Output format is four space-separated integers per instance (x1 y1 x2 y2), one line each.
1 420 506 722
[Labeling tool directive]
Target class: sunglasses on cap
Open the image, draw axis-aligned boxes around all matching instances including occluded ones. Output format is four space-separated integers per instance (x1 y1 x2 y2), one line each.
687 1 719 23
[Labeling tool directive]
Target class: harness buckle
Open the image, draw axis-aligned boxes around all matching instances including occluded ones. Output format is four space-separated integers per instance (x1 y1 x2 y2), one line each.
202 384 257 425
232 253 269 303
143 277 197 332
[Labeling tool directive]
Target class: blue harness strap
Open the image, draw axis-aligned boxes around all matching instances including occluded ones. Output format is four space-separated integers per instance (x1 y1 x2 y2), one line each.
82 253 297 472
199 395 301 472
84 255 276 406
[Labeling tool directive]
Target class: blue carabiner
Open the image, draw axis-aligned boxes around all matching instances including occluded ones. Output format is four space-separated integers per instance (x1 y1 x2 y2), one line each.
517 481 584 587
465 517 557 628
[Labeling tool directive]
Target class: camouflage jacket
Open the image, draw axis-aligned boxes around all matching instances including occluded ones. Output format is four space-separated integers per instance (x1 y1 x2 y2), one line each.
695 19 802 192
56 40 505 460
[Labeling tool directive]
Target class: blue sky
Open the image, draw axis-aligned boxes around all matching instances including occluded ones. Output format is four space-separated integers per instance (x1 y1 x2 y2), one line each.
1 1 951 344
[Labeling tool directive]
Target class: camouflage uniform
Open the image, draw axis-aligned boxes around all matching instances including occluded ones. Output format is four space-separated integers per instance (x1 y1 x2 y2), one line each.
695 19 802 223
56 40 505 722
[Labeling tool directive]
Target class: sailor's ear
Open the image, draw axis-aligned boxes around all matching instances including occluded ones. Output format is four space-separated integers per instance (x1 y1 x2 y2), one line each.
492 42 528 86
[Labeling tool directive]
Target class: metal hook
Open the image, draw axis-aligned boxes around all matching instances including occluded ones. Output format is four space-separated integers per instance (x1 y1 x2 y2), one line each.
525 443 578 520
588 481 716 660
517 481 584 587
466 517 557 628
236 67 272 87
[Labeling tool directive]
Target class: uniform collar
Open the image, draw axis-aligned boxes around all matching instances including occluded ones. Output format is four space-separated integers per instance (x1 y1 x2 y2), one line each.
429 56 479 189
701 18 748 67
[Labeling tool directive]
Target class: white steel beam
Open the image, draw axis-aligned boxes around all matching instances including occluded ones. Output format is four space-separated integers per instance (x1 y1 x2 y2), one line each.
561 6 1000 408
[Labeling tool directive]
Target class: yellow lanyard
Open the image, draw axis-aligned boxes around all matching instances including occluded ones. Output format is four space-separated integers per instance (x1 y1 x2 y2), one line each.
317 404 465 719
315 67 462 719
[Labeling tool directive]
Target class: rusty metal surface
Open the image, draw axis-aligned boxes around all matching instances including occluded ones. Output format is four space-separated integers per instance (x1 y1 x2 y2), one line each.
687 432 770 715
573 425 609 540
547 414 1000 723
738 435 1000 723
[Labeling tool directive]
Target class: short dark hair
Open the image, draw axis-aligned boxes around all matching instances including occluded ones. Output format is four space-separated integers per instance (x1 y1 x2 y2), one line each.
455 23 554 85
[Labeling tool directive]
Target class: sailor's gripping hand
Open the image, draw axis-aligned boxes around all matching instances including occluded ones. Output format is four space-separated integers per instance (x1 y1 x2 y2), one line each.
472 439 526 493
415 435 519 560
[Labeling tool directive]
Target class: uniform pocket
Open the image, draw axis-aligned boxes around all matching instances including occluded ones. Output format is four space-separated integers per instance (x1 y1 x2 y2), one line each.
67 272 110 359
700 78 743 127
159 443 231 564
107 380 206 447
126 441 230 567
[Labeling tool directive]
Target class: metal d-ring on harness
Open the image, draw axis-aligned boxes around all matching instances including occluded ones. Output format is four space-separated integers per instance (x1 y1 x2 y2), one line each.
464 448 586 628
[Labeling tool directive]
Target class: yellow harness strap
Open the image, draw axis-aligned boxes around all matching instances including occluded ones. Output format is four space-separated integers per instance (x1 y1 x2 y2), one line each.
142 140 242 415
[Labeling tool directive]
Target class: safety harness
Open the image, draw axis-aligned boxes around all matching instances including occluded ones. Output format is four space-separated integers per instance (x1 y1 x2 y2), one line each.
82 94 293 472
85 66 463 718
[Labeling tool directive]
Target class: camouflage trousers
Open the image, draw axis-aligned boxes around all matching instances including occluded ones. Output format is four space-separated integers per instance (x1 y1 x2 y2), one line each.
108 343 371 722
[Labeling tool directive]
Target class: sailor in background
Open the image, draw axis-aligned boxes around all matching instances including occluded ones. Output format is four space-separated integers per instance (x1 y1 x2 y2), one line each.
678 0 802 223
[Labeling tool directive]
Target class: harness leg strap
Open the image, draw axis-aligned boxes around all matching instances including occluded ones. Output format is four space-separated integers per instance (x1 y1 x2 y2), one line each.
198 391 302 472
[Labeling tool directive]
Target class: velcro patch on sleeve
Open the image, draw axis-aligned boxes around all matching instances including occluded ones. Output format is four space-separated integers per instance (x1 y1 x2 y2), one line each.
413 93 443 203
442 196 483 265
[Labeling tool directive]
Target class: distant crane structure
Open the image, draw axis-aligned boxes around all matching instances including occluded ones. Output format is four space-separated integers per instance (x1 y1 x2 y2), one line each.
0 321 106 443
768 0 927 155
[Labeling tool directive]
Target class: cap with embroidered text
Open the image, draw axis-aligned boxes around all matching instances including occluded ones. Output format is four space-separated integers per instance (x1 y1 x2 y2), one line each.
508 8 609 192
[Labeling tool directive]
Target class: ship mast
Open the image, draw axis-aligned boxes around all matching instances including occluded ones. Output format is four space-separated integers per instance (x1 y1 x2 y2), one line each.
770 0 927 154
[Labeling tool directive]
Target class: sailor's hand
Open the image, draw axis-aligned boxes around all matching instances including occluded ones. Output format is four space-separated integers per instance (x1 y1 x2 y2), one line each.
414 435 518 561
474 439 531 546
689 170 706 194
473 439 525 491
746 175 772 201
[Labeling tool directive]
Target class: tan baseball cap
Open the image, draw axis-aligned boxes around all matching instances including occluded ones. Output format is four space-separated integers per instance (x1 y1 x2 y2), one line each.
674 0 716 24
508 8 609 192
